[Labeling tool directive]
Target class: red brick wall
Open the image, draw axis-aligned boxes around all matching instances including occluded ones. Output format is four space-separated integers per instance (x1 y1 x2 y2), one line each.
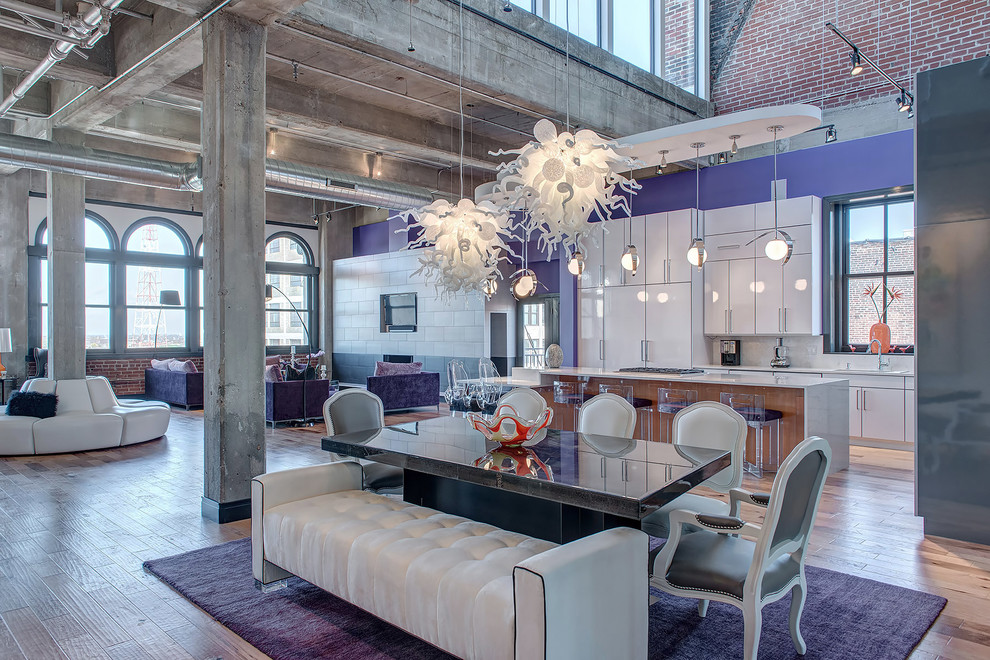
713 0 990 114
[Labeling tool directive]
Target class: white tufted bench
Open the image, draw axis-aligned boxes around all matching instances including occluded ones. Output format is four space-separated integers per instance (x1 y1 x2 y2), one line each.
252 462 648 660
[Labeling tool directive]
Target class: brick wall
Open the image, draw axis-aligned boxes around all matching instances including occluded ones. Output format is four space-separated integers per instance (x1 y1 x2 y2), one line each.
663 0 698 93
713 0 990 114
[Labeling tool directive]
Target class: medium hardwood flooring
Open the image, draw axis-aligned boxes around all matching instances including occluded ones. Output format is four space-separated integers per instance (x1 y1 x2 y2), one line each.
1 408 988 659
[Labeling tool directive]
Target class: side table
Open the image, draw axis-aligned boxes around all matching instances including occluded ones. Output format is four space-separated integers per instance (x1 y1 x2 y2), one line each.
1 376 19 405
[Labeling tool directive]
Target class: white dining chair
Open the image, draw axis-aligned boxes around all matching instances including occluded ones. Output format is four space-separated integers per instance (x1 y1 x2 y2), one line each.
578 392 637 438
641 401 747 539
496 387 548 420
323 389 402 493
651 436 833 660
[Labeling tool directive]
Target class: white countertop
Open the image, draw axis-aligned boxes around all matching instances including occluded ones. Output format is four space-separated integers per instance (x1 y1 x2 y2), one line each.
696 364 914 377
540 367 847 389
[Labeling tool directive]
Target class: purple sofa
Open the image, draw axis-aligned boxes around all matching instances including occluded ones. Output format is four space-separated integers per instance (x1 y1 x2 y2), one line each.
145 368 204 409
266 380 334 425
367 372 440 411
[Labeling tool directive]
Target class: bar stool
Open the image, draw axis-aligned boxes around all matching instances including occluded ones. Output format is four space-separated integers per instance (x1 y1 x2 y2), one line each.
553 380 586 431
599 383 653 441
719 392 783 478
657 387 698 443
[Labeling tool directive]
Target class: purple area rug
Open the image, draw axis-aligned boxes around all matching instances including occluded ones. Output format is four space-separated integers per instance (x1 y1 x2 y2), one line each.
144 538 945 660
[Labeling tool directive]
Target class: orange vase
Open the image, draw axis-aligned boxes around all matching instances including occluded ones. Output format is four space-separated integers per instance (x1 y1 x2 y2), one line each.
869 322 891 354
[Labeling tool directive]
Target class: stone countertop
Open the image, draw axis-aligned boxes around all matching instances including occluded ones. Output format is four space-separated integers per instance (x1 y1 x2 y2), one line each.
696 364 914 377
540 367 847 389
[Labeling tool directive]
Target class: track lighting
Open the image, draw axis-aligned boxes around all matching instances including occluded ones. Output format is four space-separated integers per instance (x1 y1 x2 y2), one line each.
502 0 512 10
657 150 668 175
510 268 538 300
567 250 586 276
620 245 639 275
717 152 728 165
824 126 837 143
896 90 912 113
729 135 739 154
849 49 864 75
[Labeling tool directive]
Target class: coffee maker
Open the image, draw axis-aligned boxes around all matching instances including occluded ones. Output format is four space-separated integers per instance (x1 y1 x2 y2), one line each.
720 339 741 366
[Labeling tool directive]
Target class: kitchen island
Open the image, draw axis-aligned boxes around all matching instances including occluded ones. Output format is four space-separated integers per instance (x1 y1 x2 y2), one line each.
537 367 849 473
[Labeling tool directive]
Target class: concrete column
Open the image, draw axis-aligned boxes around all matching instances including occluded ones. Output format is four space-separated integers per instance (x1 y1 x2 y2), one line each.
200 11 267 523
0 170 30 382
46 129 86 380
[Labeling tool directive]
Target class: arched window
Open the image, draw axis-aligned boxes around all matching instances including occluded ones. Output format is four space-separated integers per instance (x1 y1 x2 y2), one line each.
122 219 192 350
33 214 116 350
264 233 317 350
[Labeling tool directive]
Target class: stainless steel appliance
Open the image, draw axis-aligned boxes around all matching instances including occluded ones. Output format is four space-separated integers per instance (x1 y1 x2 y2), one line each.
720 340 741 366
769 337 790 368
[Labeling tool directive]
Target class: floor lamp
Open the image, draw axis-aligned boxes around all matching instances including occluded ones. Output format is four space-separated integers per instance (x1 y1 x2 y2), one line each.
154 290 181 357
266 283 314 425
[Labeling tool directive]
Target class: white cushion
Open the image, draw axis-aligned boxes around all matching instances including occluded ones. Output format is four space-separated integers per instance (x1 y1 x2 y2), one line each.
54 380 94 414
110 406 170 445
32 413 122 453
0 415 38 454
263 490 557 660
23 378 56 395
86 376 119 412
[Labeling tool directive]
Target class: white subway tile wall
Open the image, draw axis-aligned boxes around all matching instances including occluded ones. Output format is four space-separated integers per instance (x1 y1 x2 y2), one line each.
333 249 486 359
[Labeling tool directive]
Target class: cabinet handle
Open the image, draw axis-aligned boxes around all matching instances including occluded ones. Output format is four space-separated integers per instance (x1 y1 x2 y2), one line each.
856 390 860 410
599 339 605 361
729 310 733 332
644 341 650 362
783 307 787 332
863 391 867 410
778 308 782 333
622 460 628 482
661 258 667 283
599 264 604 287
720 244 740 250
724 310 728 333
640 340 645 362
601 456 606 478
666 259 671 282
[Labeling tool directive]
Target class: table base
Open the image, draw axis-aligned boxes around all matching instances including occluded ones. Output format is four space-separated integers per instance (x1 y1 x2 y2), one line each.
403 470 642 544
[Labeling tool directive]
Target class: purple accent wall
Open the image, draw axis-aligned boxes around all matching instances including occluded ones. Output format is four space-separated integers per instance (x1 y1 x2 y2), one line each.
352 221 390 257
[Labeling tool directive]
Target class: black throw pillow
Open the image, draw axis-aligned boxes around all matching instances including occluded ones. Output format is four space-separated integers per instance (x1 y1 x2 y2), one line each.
5 391 58 418
284 365 316 381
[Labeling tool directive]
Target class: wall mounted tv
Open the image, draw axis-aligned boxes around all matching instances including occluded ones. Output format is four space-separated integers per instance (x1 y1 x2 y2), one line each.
380 293 417 332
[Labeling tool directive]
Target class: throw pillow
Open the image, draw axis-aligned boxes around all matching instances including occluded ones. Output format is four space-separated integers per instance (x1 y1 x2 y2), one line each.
167 359 198 373
150 358 175 371
265 355 281 367
375 361 423 376
263 365 283 382
6 391 58 418
285 365 316 381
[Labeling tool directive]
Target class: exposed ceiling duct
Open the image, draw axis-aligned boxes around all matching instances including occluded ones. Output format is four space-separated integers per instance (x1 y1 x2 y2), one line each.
0 132 435 209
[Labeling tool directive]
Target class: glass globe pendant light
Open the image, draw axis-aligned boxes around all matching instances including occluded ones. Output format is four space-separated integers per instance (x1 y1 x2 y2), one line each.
763 125 793 264
620 245 639 275
510 268 538 300
685 142 708 269
567 249 586 276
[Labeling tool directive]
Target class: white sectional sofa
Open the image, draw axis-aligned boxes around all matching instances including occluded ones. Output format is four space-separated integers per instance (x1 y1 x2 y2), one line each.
0 377 171 455
252 462 648 660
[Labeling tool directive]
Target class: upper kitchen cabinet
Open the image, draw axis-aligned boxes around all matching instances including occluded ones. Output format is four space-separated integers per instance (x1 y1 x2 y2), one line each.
603 216 645 287
756 196 821 230
577 233 604 289
703 203 755 235
644 209 694 284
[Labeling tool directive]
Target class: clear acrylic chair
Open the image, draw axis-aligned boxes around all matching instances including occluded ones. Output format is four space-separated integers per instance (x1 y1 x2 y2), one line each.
719 392 783 478
599 383 653 441
553 380 586 431
445 359 469 411
657 388 699 443
478 358 502 412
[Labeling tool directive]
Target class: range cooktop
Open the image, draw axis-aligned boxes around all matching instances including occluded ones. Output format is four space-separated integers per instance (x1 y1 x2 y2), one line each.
617 367 704 375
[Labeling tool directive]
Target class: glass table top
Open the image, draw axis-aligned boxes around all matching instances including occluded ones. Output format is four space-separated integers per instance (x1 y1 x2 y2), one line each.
321 415 730 519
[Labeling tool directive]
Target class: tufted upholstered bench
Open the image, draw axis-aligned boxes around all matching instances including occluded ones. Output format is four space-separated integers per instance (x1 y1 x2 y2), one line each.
252 461 648 660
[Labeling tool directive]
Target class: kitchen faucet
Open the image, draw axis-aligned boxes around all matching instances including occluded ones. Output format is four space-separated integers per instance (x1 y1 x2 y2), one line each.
869 338 890 371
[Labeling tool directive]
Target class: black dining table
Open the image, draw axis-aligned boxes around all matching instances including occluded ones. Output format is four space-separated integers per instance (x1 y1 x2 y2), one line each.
322 414 730 544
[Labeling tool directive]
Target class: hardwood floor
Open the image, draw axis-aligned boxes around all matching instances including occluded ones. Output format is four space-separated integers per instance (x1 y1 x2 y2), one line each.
1 409 988 659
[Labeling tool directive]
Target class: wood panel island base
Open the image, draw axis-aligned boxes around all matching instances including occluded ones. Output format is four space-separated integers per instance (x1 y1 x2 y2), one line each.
538 368 850 473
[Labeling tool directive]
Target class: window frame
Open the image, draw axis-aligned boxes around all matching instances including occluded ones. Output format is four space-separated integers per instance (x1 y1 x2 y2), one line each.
264 231 319 353
826 187 915 354
515 294 561 368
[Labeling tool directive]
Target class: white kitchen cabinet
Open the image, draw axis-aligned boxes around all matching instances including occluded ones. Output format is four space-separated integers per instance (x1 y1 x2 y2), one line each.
727 259 756 334
849 388 863 437
781 253 817 334
756 196 821 230
577 451 606 491
704 260 729 334
904 388 916 444
704 203 755 235
706 231 757 261
603 216 644 287
755 256 784 334
645 283 693 367
604 284 646 371
860 387 906 441
578 288 605 367
577 239 603 289
644 209 695 284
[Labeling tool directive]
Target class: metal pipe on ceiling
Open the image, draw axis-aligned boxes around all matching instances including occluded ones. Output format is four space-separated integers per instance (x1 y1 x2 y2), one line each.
0 132 435 209
0 15 86 45
0 0 74 26
0 0 126 117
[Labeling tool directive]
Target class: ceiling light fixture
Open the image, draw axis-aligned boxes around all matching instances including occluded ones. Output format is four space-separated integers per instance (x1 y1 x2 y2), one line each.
621 245 639 275
373 152 383 178
510 268 538 300
483 275 498 296
717 152 728 165
268 127 277 156
502 0 512 11
407 0 415 51
754 125 793 264
657 150 668 175
824 126 837 143
685 142 707 269
826 23 914 116
567 249 586 275
729 135 740 154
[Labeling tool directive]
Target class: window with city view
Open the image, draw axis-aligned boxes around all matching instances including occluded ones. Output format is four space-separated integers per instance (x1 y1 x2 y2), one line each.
835 193 915 352
265 235 316 348
125 222 188 349
508 0 702 96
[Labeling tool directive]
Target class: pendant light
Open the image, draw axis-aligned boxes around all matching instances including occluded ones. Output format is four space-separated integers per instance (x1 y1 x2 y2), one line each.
729 135 740 155
685 142 707 269
620 169 639 276
567 249 586 276
511 226 539 300
657 150 668 175
763 125 793 264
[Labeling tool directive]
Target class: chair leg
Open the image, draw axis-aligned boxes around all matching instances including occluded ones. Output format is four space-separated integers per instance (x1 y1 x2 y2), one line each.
742 599 762 660
697 599 709 618
789 579 808 655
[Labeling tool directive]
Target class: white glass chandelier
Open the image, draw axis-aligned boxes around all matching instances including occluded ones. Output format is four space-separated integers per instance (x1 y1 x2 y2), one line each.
492 119 641 258
401 199 514 300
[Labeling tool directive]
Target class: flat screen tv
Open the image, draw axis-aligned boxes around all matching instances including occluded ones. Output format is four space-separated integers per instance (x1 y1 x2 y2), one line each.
380 293 417 332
